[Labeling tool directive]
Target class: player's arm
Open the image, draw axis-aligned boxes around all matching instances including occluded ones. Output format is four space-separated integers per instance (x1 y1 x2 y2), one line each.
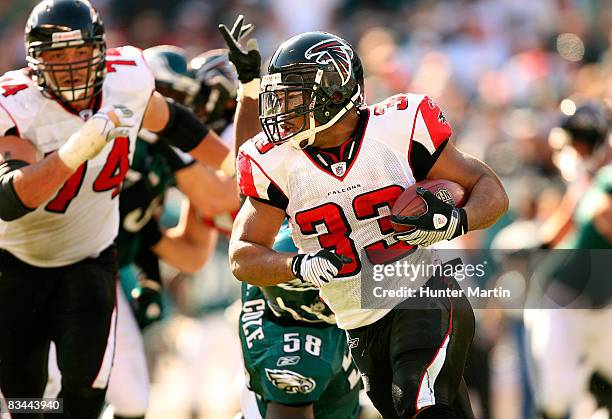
155 141 239 218
392 96 508 246
234 88 260 155
152 200 219 273
266 402 314 419
0 108 129 220
592 191 612 243
229 197 294 285
175 164 239 218
142 91 230 169
218 15 262 155
230 197 347 287
0 135 72 218
538 183 581 247
428 141 508 230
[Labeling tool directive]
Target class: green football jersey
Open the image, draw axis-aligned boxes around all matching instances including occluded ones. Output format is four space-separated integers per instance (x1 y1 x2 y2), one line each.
239 283 361 419
571 165 612 249
116 139 176 268
535 165 612 307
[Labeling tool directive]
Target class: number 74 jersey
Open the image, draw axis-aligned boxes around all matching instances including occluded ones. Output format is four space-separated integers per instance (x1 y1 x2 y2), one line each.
237 93 452 330
0 46 154 267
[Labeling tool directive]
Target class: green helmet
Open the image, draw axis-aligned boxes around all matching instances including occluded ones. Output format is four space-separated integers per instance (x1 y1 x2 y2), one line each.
143 45 200 106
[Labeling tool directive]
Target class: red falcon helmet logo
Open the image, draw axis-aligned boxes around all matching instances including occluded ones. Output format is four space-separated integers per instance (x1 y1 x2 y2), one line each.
304 38 354 86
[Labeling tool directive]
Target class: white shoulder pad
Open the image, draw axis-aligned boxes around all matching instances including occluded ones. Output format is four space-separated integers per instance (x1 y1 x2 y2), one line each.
364 93 453 180
104 46 155 99
0 69 47 136
364 93 426 155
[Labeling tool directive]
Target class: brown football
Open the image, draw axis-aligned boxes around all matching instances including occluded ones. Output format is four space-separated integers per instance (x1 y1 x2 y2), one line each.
391 179 467 233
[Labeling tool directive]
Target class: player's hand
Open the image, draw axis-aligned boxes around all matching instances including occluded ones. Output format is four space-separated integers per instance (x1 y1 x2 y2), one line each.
130 279 164 329
291 250 351 288
96 104 135 141
391 186 468 247
218 15 260 83
58 105 135 169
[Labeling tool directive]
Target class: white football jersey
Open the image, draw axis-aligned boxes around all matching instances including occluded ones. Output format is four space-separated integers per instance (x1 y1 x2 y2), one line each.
237 94 452 330
0 46 155 267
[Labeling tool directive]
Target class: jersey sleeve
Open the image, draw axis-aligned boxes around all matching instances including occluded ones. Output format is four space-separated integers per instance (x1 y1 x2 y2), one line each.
105 46 155 100
595 166 612 194
0 105 16 136
408 95 452 181
236 146 288 210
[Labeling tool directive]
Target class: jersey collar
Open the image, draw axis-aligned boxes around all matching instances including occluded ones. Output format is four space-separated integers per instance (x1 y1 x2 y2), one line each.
302 108 370 181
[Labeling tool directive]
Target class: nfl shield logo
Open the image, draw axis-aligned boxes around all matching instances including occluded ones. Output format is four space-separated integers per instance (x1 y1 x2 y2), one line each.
331 162 346 177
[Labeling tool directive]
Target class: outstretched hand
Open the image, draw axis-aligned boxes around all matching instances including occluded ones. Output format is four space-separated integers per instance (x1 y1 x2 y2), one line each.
218 15 261 83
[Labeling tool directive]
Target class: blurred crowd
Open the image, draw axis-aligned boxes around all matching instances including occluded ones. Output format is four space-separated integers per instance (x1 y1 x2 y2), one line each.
2 0 611 418
2 0 611 227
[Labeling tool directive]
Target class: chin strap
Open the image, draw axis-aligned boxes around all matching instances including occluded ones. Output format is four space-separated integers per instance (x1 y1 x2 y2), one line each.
289 82 363 149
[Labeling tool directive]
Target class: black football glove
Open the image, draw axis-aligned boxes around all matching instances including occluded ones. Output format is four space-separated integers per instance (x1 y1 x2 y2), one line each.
130 279 164 329
391 187 468 247
218 15 261 83
291 250 352 288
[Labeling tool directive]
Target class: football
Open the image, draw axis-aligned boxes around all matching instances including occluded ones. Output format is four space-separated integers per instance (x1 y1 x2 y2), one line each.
391 179 467 232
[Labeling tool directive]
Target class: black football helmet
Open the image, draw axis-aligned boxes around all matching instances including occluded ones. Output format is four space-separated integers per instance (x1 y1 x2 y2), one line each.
260 32 364 148
560 102 609 152
142 45 200 106
190 49 239 133
25 0 106 104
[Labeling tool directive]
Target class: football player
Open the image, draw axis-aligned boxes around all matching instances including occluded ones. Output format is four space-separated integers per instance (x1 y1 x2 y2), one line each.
191 48 240 139
539 102 612 248
239 222 361 419
228 28 508 419
0 1 230 417
189 48 243 234
105 45 240 419
525 102 612 419
217 19 361 418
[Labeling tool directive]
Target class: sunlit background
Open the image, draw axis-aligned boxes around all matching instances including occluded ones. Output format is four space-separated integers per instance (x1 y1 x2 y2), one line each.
1 0 611 418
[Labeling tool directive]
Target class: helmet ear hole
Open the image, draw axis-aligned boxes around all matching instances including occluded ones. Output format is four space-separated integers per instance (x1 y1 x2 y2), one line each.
330 91 342 104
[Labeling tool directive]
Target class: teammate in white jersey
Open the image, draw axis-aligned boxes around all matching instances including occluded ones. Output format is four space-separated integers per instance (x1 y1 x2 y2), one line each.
229 31 508 418
0 1 230 417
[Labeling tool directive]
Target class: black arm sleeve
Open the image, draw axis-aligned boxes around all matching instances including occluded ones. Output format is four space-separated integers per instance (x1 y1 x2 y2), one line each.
251 182 289 211
158 98 210 152
409 138 449 182
0 160 35 221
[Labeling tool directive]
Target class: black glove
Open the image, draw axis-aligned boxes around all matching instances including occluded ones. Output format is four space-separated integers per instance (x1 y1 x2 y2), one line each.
391 187 468 247
218 15 261 83
130 279 164 329
291 250 352 288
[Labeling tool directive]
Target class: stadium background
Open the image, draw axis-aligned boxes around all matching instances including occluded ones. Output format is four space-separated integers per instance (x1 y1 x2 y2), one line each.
1 0 611 418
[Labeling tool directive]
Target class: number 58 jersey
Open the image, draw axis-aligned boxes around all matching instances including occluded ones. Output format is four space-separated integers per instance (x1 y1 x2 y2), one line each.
237 94 452 330
0 46 154 268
